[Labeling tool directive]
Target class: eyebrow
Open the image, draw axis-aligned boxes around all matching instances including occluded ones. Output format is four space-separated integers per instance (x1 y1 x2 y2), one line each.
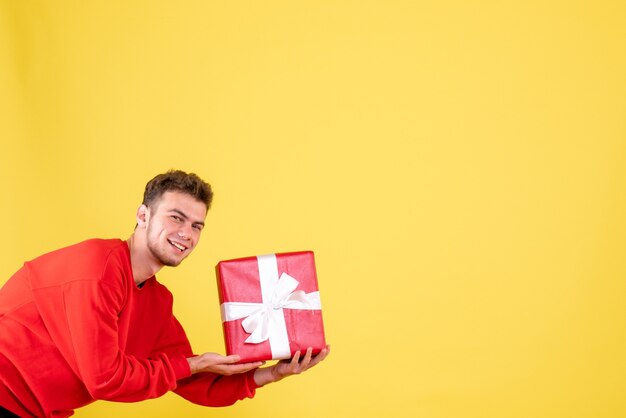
170 209 205 227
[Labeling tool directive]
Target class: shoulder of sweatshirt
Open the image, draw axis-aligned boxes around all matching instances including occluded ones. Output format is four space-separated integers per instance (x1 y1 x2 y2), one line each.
25 238 131 289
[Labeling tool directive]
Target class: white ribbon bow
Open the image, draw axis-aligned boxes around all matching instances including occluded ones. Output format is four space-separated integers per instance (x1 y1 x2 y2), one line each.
220 254 322 359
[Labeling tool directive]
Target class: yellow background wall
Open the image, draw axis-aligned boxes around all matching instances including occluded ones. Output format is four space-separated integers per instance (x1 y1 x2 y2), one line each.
1 1 625 417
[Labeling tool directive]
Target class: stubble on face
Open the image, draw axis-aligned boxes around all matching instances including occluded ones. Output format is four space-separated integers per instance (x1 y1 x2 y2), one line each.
146 220 184 267
140 191 207 269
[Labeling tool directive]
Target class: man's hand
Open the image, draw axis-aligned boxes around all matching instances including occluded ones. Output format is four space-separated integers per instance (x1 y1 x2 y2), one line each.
253 345 330 387
187 352 264 375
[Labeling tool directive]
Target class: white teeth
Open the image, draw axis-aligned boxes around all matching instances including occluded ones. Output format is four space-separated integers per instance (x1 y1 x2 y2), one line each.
169 240 186 252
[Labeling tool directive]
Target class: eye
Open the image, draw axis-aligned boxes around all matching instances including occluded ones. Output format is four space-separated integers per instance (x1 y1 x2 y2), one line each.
193 224 204 231
171 215 183 222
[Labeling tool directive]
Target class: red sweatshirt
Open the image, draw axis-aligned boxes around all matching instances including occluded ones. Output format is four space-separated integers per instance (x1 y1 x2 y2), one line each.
0 239 257 417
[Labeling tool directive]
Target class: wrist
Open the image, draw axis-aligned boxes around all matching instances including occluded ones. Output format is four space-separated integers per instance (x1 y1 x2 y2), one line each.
187 356 198 374
254 365 281 387
270 365 283 382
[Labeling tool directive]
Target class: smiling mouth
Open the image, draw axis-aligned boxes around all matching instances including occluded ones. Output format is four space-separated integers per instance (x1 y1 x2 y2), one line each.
167 239 187 252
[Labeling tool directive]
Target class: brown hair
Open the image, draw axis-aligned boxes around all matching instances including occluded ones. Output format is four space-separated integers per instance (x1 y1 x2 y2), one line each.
142 170 213 210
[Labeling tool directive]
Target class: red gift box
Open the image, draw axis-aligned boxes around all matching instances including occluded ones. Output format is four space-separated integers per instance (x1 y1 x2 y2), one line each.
216 251 326 363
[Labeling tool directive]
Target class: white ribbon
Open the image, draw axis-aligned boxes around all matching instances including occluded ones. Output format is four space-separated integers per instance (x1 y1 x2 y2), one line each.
220 254 322 359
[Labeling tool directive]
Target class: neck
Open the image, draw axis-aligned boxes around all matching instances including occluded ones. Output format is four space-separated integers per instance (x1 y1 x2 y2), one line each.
127 233 163 286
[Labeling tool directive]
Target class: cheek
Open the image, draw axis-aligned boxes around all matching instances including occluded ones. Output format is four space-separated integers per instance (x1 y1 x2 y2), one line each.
148 221 169 238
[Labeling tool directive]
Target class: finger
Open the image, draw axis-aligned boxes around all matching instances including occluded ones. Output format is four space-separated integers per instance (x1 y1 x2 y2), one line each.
291 350 301 366
239 360 264 369
321 346 330 360
300 347 313 369
284 351 300 373
318 345 330 360
220 361 264 374
222 354 241 364
233 361 264 372
307 346 330 368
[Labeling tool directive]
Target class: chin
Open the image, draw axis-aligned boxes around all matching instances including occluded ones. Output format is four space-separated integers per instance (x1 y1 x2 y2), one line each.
148 245 186 268
160 255 185 267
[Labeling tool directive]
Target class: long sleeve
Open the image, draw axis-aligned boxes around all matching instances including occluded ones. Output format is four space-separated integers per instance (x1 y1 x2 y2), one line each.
53 278 187 401
149 310 258 406
25 239 189 403
174 370 258 407
0 238 256 417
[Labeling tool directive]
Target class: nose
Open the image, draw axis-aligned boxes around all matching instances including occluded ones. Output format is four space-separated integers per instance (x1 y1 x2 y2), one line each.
178 223 192 240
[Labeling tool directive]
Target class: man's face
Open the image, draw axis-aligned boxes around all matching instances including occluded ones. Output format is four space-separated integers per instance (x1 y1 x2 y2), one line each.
144 191 207 267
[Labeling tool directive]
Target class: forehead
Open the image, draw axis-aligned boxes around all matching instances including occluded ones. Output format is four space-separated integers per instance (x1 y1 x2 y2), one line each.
152 191 207 220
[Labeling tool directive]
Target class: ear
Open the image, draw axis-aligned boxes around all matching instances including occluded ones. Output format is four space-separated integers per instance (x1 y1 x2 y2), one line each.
136 204 150 228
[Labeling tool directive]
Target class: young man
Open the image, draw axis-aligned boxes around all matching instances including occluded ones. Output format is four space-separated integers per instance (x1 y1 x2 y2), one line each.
0 170 329 418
